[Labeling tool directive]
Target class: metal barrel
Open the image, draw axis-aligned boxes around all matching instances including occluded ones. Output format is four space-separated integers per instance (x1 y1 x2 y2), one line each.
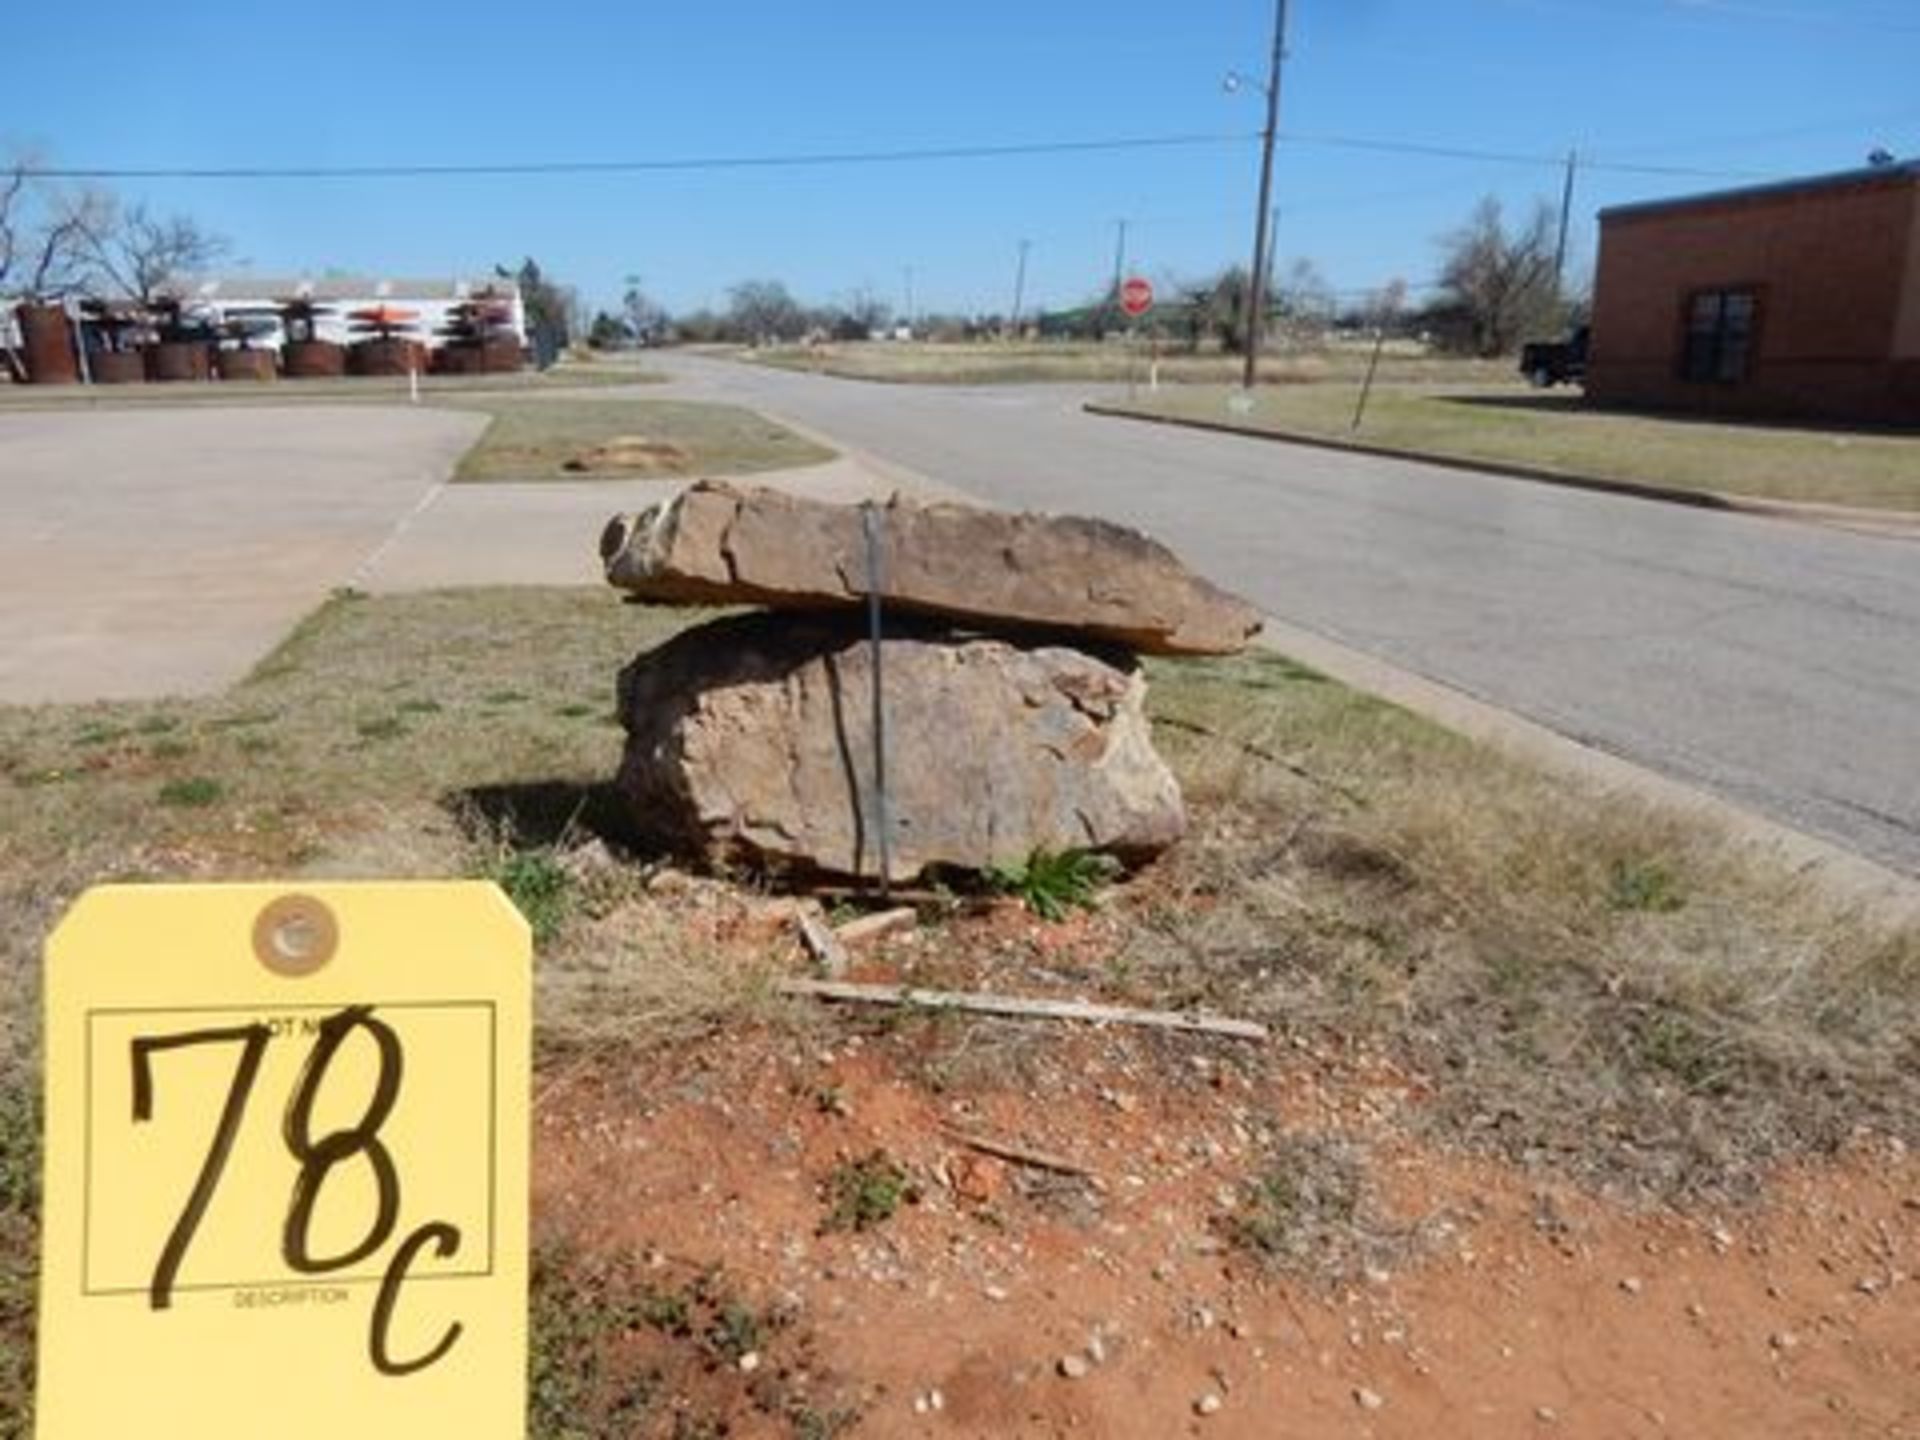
88 351 146 384
16 303 80 384
283 340 347 378
146 340 213 382
214 348 277 382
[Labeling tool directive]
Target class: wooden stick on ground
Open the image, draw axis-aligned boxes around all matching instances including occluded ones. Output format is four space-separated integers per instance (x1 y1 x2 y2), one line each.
943 1127 1094 1178
775 978 1268 1041
795 911 849 978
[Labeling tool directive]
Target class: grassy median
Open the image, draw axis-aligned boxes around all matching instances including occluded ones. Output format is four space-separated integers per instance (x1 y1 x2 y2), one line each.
446 396 835 481
749 338 1513 388
1103 383 1920 513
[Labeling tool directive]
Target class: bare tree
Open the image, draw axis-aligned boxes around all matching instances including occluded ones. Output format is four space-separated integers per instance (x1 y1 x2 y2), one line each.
1434 196 1558 356
85 202 228 302
0 155 107 299
1274 257 1335 331
726 280 805 344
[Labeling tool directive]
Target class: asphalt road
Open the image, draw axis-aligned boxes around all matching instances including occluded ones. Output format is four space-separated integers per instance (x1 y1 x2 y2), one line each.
656 352 1920 878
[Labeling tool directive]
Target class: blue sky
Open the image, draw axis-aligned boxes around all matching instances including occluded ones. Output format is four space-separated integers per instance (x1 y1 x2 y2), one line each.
7 0 1917 318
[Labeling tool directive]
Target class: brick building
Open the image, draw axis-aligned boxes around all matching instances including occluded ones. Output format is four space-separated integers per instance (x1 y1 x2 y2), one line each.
1587 159 1920 425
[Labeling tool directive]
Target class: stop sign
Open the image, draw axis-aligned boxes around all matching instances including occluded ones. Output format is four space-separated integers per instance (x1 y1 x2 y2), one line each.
1120 276 1154 317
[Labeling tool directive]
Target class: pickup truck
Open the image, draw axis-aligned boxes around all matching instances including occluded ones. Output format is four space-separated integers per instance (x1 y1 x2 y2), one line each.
1519 325 1589 388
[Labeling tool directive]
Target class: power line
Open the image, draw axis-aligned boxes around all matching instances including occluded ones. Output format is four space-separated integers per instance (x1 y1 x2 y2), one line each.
15 126 1766 185
18 132 1262 182
1278 129 1765 179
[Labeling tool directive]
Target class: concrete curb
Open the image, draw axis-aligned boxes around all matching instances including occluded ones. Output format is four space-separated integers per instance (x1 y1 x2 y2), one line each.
1083 401 1920 539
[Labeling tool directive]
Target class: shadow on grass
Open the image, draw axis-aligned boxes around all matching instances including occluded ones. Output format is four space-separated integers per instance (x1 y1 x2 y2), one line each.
1438 389 1920 437
1435 391 1591 415
451 779 654 855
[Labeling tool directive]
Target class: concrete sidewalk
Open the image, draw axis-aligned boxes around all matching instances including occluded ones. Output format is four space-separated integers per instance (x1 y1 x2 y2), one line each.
0 405 485 705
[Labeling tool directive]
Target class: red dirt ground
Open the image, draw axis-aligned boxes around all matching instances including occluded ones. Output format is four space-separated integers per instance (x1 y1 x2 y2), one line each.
533 905 1919 1439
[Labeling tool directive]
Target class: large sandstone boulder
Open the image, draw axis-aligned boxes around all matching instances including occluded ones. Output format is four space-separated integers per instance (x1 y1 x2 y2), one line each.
601 481 1261 657
616 613 1185 883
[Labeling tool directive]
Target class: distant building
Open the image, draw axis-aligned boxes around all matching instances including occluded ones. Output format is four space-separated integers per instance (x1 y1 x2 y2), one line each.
1587 159 1920 425
179 275 526 353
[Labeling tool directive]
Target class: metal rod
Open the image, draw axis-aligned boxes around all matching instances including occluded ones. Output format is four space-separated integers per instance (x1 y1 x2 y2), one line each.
1241 0 1289 391
861 504 892 897
1351 325 1388 431
1010 238 1030 337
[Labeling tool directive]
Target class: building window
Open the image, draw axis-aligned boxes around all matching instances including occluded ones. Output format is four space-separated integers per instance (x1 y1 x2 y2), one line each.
1681 288 1757 383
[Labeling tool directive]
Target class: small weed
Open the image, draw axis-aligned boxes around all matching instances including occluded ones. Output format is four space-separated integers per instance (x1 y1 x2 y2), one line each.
707 1300 762 1362
493 849 571 945
397 699 444 716
822 1150 917 1233
637 1286 691 1336
554 702 596 719
1609 857 1686 913
237 734 275 755
482 689 529 705
135 715 179 735
985 848 1120 922
157 776 223 808
355 715 406 742
72 723 128 747
148 738 192 760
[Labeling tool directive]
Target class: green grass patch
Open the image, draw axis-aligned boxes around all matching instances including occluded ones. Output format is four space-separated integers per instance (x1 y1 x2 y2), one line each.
156 776 223 808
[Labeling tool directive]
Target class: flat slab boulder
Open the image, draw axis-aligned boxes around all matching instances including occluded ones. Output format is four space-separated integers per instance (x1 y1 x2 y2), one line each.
601 480 1262 657
616 612 1186 883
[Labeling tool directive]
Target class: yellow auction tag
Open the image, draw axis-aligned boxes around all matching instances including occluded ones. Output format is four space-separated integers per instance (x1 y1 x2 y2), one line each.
36 882 530 1439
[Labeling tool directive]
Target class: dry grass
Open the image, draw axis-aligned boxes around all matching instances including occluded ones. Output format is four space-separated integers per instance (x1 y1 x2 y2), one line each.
1130 649 1920 1199
1106 384 1920 512
447 397 834 482
748 339 1513 388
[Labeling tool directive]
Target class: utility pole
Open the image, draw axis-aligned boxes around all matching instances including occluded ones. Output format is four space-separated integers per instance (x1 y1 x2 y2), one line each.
1107 218 1128 335
1553 148 1578 313
1242 0 1289 390
1010 239 1031 337
1264 205 1280 316
903 265 915 331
